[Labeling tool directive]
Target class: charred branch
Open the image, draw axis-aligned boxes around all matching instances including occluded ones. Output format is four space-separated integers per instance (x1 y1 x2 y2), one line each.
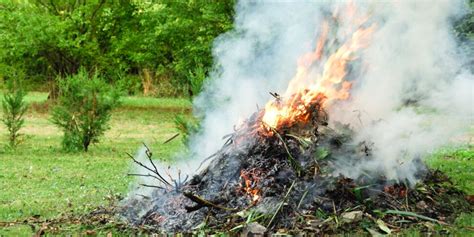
183 192 236 212
128 173 164 182
126 152 172 188
139 184 165 189
269 92 281 101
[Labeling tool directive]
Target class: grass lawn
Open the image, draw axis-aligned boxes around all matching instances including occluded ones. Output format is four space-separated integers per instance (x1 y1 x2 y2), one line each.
0 92 190 235
0 92 472 235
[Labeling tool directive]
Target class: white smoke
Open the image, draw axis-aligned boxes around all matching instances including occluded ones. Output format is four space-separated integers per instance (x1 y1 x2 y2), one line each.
329 0 473 183
186 0 473 184
121 1 472 223
190 2 327 163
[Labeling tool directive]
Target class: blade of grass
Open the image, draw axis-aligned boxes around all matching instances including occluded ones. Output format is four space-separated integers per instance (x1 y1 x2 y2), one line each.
385 210 448 225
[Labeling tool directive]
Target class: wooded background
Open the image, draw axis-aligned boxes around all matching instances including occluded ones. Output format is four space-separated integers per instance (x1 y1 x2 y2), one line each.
0 0 235 97
0 0 472 97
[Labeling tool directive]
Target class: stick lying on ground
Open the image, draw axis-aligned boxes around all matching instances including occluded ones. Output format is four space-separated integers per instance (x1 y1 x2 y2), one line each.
183 192 236 212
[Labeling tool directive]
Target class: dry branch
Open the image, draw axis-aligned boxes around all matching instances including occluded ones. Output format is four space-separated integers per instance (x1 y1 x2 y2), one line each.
126 152 172 187
183 192 236 212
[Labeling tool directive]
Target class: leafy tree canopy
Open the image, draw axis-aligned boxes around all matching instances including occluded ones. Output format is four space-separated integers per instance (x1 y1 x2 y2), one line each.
0 0 235 96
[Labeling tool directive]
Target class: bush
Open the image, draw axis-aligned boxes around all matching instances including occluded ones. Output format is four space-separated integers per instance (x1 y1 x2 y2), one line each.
188 67 207 97
51 70 120 152
1 79 28 149
116 73 142 96
174 115 200 145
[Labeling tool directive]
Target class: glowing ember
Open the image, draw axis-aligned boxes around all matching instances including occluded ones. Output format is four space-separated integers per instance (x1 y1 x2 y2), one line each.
239 169 261 203
261 9 376 131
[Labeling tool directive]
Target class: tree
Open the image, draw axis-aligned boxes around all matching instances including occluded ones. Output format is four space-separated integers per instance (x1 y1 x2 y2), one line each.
51 69 120 152
0 0 235 96
2 76 28 149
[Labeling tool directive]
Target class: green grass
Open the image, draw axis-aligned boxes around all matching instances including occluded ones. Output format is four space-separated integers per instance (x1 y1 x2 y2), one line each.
0 93 190 235
121 96 191 109
428 147 474 194
17 91 49 103
0 92 472 235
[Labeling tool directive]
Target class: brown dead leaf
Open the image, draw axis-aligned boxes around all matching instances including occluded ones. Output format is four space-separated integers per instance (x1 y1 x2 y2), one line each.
85 230 96 235
466 195 474 204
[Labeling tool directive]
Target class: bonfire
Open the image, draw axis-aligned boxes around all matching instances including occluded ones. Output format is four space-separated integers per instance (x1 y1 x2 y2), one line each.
119 3 472 235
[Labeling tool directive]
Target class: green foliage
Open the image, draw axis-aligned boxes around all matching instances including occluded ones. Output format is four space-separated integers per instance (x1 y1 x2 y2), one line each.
51 69 120 152
314 147 330 161
110 1 235 96
174 114 200 144
115 73 142 96
188 67 207 96
1 78 28 148
0 0 235 96
454 1 474 40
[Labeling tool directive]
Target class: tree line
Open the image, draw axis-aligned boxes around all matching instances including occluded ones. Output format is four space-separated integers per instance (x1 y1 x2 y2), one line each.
0 0 235 97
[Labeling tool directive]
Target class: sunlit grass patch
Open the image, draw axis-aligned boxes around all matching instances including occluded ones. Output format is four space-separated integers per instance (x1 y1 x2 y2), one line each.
0 95 189 233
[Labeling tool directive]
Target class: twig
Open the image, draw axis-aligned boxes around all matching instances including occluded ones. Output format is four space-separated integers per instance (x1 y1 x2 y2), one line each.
385 210 449 226
126 152 171 187
286 133 311 148
222 133 234 140
269 92 281 101
139 184 164 189
163 133 179 144
127 173 163 181
223 136 234 147
269 126 302 173
352 109 364 127
197 152 218 171
332 200 339 226
267 181 296 228
163 168 187 191
403 181 409 212
183 192 236 212
297 188 310 209
367 188 404 207
136 194 150 199
141 143 159 175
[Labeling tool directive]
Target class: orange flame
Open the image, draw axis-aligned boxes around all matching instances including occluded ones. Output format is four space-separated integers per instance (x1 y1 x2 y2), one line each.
261 8 376 131
239 169 261 203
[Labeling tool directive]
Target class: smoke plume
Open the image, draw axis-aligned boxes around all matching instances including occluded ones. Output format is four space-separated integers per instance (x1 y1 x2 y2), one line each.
329 0 473 183
187 0 473 184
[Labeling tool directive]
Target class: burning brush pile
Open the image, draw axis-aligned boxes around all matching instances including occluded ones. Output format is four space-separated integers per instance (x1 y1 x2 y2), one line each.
121 101 471 234
120 2 472 235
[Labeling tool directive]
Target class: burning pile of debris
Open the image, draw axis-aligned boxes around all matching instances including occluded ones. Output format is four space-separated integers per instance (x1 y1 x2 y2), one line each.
121 98 471 234
120 3 472 234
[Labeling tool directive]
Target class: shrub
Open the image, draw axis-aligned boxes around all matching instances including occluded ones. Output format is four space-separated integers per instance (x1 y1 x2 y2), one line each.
51 70 120 152
174 115 200 145
1 79 28 149
116 73 142 96
188 67 207 97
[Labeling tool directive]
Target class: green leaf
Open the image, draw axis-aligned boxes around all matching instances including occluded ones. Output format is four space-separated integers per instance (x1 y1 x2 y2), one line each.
376 219 392 234
314 148 330 161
